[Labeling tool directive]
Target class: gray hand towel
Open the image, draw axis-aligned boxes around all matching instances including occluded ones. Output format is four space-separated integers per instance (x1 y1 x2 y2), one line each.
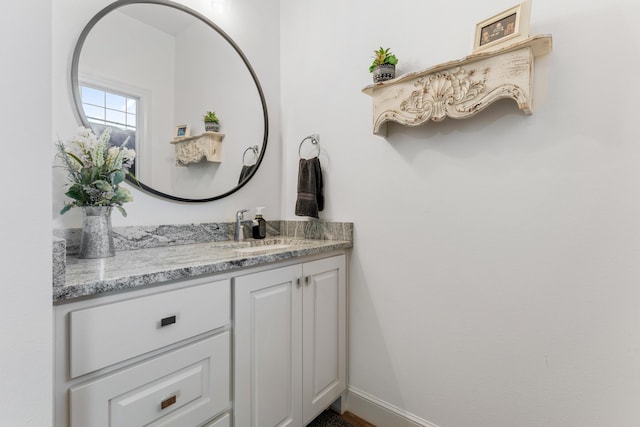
238 164 256 184
295 157 323 219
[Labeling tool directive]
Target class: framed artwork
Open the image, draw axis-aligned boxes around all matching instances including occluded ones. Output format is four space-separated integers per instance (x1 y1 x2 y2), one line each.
174 124 190 138
473 0 531 53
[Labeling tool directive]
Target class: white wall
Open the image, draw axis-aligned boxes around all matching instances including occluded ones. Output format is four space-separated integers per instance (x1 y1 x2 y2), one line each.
53 0 281 228
281 0 640 426
173 18 265 198
79 9 176 190
0 1 53 426
44 0 640 425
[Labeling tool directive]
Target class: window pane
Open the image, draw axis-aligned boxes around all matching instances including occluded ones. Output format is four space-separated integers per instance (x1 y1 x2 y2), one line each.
81 87 104 107
106 93 126 111
87 118 105 127
106 109 126 125
81 85 137 131
83 104 105 121
126 98 137 113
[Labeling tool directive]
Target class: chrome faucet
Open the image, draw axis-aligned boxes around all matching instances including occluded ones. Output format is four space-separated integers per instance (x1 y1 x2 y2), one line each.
234 209 253 241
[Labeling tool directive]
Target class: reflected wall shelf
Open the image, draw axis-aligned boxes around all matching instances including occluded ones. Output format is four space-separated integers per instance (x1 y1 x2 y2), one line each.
362 35 552 136
171 131 225 165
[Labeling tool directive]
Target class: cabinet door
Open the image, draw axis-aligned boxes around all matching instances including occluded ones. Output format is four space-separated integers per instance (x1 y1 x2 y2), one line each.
302 255 347 425
234 265 303 427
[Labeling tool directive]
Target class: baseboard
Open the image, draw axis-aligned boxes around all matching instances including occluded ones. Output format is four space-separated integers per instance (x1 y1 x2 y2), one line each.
344 386 442 427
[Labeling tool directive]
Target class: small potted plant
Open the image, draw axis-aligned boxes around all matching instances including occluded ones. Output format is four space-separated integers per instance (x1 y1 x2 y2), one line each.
203 111 220 132
369 47 398 83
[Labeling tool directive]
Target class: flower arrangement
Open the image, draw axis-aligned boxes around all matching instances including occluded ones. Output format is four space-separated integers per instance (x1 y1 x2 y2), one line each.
57 127 136 216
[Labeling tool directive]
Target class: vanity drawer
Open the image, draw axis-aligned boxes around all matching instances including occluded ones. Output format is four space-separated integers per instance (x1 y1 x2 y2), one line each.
69 279 230 378
203 413 230 427
70 332 230 427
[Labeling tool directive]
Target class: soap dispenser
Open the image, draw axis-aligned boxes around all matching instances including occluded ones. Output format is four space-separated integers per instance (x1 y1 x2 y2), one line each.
252 207 266 239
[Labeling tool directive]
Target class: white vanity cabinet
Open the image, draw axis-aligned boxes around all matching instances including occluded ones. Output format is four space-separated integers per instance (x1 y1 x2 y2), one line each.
234 254 347 427
54 276 232 427
54 249 349 427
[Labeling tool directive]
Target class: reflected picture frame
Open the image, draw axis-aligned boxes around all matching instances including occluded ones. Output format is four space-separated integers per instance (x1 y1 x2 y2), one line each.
174 124 190 138
473 0 531 53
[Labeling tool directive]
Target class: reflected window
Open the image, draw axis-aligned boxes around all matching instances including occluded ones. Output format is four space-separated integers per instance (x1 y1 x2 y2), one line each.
80 84 138 175
81 85 137 131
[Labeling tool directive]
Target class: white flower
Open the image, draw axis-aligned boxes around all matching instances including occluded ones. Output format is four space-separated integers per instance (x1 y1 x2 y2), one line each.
57 127 137 216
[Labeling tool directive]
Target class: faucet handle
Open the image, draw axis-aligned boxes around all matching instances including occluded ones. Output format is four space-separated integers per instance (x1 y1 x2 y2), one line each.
236 208 249 219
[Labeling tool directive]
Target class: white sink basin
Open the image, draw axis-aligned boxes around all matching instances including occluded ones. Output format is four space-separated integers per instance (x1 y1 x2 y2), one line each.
232 238 316 254
234 244 293 254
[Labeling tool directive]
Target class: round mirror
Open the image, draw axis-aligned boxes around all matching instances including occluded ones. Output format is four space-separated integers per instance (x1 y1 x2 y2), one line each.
71 0 268 202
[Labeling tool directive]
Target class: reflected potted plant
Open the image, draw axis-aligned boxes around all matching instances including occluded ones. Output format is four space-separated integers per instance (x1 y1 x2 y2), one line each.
203 111 220 132
369 47 398 83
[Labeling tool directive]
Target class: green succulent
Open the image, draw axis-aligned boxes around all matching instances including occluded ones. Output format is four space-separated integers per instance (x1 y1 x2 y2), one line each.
369 47 398 73
203 111 220 123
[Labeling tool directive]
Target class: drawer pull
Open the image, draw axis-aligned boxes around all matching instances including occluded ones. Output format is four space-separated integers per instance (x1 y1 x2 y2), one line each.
160 395 177 410
160 315 177 327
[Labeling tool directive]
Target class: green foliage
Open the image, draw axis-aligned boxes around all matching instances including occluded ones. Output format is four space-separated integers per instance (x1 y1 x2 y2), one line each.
203 111 220 123
56 127 136 216
369 47 398 73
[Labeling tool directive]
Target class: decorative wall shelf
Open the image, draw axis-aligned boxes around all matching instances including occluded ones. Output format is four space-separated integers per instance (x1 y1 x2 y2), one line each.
171 131 225 165
362 35 552 135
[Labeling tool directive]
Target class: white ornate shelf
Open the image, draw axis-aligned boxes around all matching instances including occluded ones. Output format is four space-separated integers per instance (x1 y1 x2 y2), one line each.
362 35 552 135
171 131 224 165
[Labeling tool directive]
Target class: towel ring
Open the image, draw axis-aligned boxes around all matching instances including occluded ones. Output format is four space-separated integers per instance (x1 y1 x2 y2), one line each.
242 145 259 166
298 134 320 159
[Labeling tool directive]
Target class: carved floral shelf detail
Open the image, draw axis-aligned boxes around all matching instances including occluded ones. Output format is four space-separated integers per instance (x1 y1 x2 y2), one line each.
362 35 552 135
171 131 224 165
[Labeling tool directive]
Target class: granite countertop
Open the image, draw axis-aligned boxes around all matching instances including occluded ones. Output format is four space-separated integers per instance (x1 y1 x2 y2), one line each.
54 238 350 302
53 221 353 303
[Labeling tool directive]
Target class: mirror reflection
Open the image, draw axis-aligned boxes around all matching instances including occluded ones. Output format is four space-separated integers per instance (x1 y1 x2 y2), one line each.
72 0 268 202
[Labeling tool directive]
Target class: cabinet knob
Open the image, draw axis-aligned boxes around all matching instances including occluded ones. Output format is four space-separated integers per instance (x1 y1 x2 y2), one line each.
305 276 311 286
160 315 177 327
296 277 301 288
160 395 177 410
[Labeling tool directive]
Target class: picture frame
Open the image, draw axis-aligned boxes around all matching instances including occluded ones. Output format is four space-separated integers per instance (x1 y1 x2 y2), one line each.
473 0 531 53
174 124 190 138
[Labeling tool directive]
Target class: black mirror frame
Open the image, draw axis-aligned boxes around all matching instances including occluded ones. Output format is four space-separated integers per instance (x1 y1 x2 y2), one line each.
70 0 269 202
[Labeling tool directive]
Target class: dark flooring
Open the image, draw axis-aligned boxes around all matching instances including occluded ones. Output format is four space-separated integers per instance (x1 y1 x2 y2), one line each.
307 410 375 427
307 410 356 427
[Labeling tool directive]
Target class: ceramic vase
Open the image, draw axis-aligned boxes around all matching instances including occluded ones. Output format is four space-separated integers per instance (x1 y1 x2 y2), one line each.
204 121 220 132
79 206 115 259
372 64 396 83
